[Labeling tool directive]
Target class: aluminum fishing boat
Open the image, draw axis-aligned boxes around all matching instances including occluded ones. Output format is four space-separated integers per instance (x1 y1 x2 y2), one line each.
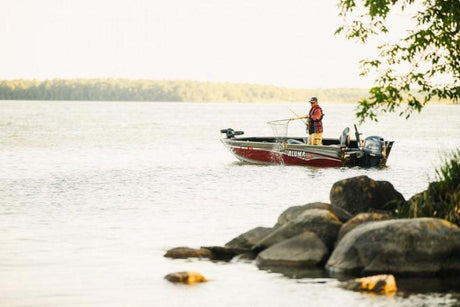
220 124 394 168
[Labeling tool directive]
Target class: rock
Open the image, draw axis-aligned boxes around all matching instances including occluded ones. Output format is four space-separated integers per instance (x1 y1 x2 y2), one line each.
340 274 397 294
329 175 405 215
405 192 425 216
201 246 253 261
253 209 342 252
164 247 214 259
326 218 460 276
231 253 256 262
256 232 328 267
164 271 207 284
275 202 352 227
225 226 273 249
336 213 391 243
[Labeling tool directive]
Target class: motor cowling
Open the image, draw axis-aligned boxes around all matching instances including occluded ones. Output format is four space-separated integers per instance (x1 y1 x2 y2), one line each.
358 135 386 167
363 136 384 157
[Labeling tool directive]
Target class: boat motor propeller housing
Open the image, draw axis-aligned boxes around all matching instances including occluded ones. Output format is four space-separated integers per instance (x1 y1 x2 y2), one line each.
220 128 244 139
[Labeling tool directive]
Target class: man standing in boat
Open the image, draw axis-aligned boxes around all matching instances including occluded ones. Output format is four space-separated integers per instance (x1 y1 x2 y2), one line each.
291 97 324 145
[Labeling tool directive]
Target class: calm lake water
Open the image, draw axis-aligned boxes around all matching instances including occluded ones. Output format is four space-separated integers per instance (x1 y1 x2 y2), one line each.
1 100 459 306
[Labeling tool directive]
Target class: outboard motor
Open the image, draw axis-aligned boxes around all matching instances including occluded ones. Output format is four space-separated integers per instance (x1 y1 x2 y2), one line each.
361 136 385 167
220 128 244 139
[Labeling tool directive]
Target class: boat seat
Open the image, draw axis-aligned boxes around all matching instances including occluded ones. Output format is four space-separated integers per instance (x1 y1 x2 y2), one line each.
339 127 351 147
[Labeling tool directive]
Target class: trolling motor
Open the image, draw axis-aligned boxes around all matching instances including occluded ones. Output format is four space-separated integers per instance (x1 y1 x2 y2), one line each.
220 128 244 139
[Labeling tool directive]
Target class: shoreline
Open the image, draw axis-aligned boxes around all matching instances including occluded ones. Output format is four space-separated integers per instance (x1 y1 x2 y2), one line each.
1 79 457 105
0 99 457 105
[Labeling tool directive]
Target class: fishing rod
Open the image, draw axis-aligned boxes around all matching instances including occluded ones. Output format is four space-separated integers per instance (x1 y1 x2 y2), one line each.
288 107 308 127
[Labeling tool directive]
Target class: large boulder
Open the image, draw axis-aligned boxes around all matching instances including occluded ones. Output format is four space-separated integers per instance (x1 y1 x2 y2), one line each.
225 226 273 249
329 175 405 215
275 202 352 227
253 209 342 252
256 232 328 267
326 218 460 276
336 213 391 243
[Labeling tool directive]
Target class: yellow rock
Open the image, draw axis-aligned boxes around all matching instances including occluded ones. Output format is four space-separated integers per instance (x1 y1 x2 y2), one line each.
164 271 208 284
341 274 397 295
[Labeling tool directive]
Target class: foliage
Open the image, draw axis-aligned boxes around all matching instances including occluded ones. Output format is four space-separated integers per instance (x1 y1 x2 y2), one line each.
336 0 460 122
397 149 460 225
0 79 370 103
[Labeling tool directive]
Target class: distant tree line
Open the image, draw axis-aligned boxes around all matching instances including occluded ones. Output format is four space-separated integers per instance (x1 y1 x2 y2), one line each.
0 79 370 103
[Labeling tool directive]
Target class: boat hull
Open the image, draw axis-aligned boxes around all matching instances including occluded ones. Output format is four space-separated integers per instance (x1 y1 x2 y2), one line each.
228 145 343 167
220 136 394 168
221 138 344 167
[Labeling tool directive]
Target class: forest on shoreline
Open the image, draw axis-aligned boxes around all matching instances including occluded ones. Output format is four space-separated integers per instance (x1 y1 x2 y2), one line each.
0 79 371 103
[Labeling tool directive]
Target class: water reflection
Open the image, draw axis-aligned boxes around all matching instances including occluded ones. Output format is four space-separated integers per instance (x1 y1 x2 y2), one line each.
264 264 460 294
257 265 329 279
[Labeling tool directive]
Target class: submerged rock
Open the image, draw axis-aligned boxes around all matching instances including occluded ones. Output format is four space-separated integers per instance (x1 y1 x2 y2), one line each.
256 232 328 268
164 247 214 259
164 271 207 284
336 212 391 243
329 175 405 215
327 218 460 276
253 209 342 252
275 202 352 227
340 274 397 294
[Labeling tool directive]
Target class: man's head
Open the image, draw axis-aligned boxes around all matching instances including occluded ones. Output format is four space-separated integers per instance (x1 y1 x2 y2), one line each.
309 97 318 105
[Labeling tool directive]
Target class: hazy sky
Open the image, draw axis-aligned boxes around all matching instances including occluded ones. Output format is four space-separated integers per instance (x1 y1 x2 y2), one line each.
1 0 412 88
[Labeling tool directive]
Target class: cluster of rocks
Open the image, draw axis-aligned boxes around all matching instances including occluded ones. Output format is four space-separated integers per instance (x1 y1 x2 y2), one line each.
165 175 460 284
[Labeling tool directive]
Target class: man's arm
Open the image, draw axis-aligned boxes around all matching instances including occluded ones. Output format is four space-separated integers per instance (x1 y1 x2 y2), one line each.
290 115 309 120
